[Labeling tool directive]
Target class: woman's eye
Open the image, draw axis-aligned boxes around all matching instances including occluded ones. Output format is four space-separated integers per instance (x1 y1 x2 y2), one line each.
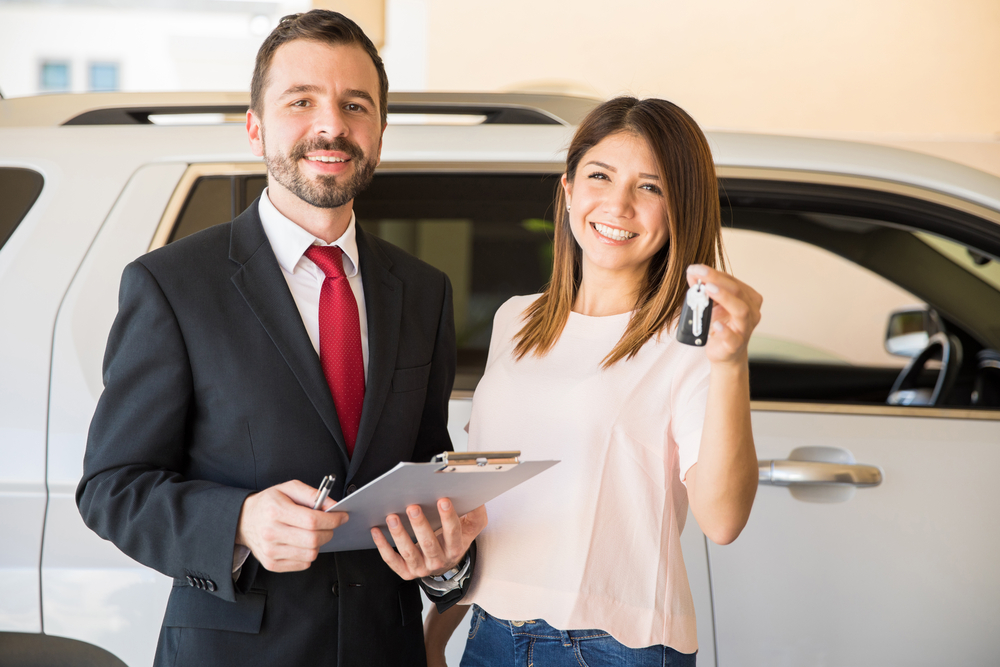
587 172 610 181
640 183 663 195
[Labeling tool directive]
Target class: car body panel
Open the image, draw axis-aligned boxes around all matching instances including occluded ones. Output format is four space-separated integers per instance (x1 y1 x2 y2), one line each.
43 162 185 666
711 409 1000 665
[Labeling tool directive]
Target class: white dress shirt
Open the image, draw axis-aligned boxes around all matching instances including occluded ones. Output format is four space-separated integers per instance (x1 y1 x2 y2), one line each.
258 188 369 377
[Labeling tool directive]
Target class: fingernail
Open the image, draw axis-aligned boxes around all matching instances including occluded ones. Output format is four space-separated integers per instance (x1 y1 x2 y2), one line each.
705 283 719 294
687 264 708 276
439 499 452 511
407 506 420 518
387 515 399 528
371 528 379 538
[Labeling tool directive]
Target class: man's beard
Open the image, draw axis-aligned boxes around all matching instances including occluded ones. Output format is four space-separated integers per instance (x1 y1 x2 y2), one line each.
262 132 378 209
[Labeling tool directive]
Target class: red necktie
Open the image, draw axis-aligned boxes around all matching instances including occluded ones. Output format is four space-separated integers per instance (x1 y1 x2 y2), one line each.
304 245 365 457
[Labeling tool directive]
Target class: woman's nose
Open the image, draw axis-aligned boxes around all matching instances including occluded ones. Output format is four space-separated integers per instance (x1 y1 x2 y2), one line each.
602 186 634 218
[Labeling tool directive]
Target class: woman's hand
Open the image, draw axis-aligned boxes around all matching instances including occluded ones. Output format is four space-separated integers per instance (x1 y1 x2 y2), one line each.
686 264 762 367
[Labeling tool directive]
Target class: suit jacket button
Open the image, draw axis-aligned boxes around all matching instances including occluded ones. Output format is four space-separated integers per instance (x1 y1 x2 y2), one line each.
206 580 217 592
196 578 205 589
332 582 339 596
186 575 195 587
346 485 357 495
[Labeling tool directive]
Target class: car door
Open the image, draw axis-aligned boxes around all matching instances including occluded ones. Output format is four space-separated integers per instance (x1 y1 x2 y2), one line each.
707 176 1000 666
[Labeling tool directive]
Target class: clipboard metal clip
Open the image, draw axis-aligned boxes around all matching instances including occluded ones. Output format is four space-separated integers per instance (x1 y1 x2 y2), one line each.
431 451 521 473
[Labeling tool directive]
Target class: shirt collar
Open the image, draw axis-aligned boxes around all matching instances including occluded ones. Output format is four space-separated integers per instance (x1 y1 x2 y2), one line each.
258 187 360 278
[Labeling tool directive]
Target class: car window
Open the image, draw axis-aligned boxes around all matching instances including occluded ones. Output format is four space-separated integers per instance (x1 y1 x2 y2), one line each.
355 174 558 391
0 167 44 253
723 227 922 368
915 231 1000 292
168 172 557 391
169 174 266 243
166 173 999 405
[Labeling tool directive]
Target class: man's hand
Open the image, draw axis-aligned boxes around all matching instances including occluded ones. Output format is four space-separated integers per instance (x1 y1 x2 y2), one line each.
235 480 349 572
371 499 487 580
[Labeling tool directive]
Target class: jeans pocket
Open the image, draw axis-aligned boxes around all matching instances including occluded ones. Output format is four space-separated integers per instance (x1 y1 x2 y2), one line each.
467 604 486 640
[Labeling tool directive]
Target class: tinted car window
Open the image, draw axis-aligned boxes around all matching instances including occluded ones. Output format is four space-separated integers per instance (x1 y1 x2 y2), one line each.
0 167 44 253
169 172 558 391
356 174 558 390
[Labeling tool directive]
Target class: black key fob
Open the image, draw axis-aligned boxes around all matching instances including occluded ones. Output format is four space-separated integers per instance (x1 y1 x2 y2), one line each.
677 282 713 347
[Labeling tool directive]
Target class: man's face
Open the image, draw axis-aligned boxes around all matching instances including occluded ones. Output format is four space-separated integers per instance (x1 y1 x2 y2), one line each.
247 39 384 210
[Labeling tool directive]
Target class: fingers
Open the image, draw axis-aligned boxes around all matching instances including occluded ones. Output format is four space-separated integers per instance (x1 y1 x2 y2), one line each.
373 500 479 580
237 482 348 573
371 525 409 576
686 265 762 337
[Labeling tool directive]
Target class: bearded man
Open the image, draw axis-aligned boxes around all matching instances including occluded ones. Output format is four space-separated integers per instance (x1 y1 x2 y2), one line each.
77 10 484 667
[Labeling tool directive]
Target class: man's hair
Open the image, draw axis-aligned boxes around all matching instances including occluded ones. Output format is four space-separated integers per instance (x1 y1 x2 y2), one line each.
250 10 389 127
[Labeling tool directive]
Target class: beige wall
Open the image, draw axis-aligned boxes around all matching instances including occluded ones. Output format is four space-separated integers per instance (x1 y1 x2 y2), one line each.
426 0 1000 141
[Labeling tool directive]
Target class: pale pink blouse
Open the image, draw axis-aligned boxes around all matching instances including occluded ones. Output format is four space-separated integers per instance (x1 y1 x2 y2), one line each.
463 295 711 653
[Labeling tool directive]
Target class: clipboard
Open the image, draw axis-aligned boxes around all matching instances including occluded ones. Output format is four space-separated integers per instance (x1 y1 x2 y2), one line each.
319 451 558 552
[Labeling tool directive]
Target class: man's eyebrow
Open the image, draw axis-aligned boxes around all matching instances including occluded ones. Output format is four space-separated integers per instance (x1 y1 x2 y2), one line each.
584 160 660 180
276 85 376 109
278 84 322 99
344 89 376 107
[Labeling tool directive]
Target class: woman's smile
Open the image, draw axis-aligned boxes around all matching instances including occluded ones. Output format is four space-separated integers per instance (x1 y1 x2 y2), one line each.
590 221 638 243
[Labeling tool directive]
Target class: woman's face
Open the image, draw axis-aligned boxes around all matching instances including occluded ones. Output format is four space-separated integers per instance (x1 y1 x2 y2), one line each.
563 131 669 283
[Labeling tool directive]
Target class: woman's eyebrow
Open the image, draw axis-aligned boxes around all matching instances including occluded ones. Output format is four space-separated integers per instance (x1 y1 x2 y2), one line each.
584 160 660 180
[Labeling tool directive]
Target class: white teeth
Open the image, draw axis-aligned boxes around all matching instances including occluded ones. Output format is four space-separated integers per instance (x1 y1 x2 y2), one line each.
593 222 637 241
307 156 346 163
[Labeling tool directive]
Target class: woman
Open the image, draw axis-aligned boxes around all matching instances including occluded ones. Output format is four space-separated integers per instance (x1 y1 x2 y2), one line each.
426 96 762 666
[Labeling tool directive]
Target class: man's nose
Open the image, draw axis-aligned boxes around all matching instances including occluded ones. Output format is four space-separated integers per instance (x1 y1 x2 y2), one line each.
313 104 349 137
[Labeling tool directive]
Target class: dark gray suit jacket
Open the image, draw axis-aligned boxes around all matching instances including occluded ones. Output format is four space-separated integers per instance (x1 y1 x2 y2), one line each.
77 202 455 666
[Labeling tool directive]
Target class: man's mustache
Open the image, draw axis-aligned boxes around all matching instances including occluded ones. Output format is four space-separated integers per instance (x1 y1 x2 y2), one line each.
290 137 365 162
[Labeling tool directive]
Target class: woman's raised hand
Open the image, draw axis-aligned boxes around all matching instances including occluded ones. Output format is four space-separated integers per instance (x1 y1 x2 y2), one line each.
685 265 762 366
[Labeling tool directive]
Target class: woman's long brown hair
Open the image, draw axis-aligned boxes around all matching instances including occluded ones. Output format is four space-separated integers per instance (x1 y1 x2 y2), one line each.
512 96 725 368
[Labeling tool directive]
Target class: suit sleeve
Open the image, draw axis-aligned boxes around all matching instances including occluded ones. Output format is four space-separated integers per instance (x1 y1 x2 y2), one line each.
76 260 252 602
410 272 457 464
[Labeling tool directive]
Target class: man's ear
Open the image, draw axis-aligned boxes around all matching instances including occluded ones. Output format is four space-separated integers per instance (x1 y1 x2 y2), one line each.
375 121 387 166
247 110 264 158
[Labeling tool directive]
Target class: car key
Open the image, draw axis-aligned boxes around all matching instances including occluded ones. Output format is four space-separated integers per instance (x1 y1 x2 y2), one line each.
676 280 713 347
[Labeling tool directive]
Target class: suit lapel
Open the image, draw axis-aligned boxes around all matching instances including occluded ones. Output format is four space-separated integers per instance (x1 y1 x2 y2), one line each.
228 205 351 469
348 227 402 480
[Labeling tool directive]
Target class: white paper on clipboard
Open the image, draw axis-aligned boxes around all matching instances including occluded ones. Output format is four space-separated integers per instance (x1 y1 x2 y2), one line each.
319 452 558 553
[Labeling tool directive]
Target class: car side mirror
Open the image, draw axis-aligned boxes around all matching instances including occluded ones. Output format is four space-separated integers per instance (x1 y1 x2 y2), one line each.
885 308 943 357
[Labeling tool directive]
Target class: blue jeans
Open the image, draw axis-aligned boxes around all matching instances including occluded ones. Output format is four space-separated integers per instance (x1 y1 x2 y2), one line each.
460 605 696 667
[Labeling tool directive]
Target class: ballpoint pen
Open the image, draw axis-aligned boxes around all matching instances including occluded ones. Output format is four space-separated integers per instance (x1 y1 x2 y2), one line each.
311 474 336 510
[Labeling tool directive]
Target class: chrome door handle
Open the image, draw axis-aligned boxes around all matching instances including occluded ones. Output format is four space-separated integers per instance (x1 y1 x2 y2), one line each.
758 460 883 487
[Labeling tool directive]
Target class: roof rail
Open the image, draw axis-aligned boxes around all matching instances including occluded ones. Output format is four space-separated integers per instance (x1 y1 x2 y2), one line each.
0 91 598 128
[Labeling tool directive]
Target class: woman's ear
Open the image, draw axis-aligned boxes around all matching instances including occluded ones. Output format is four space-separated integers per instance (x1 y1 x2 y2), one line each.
561 173 572 208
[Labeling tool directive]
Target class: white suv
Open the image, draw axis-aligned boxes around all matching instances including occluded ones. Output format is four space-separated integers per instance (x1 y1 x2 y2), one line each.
2 92 1000 666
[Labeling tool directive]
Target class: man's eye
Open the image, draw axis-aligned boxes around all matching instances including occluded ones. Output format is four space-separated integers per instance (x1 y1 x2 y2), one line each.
292 100 310 108
345 103 364 112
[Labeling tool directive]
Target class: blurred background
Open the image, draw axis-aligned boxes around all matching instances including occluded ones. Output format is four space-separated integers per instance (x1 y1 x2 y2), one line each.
1 0 998 175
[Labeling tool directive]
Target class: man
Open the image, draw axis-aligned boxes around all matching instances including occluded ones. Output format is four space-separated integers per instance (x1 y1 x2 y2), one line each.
77 10 484 666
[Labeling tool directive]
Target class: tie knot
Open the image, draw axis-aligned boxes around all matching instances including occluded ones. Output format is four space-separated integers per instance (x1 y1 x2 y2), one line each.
305 244 346 279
